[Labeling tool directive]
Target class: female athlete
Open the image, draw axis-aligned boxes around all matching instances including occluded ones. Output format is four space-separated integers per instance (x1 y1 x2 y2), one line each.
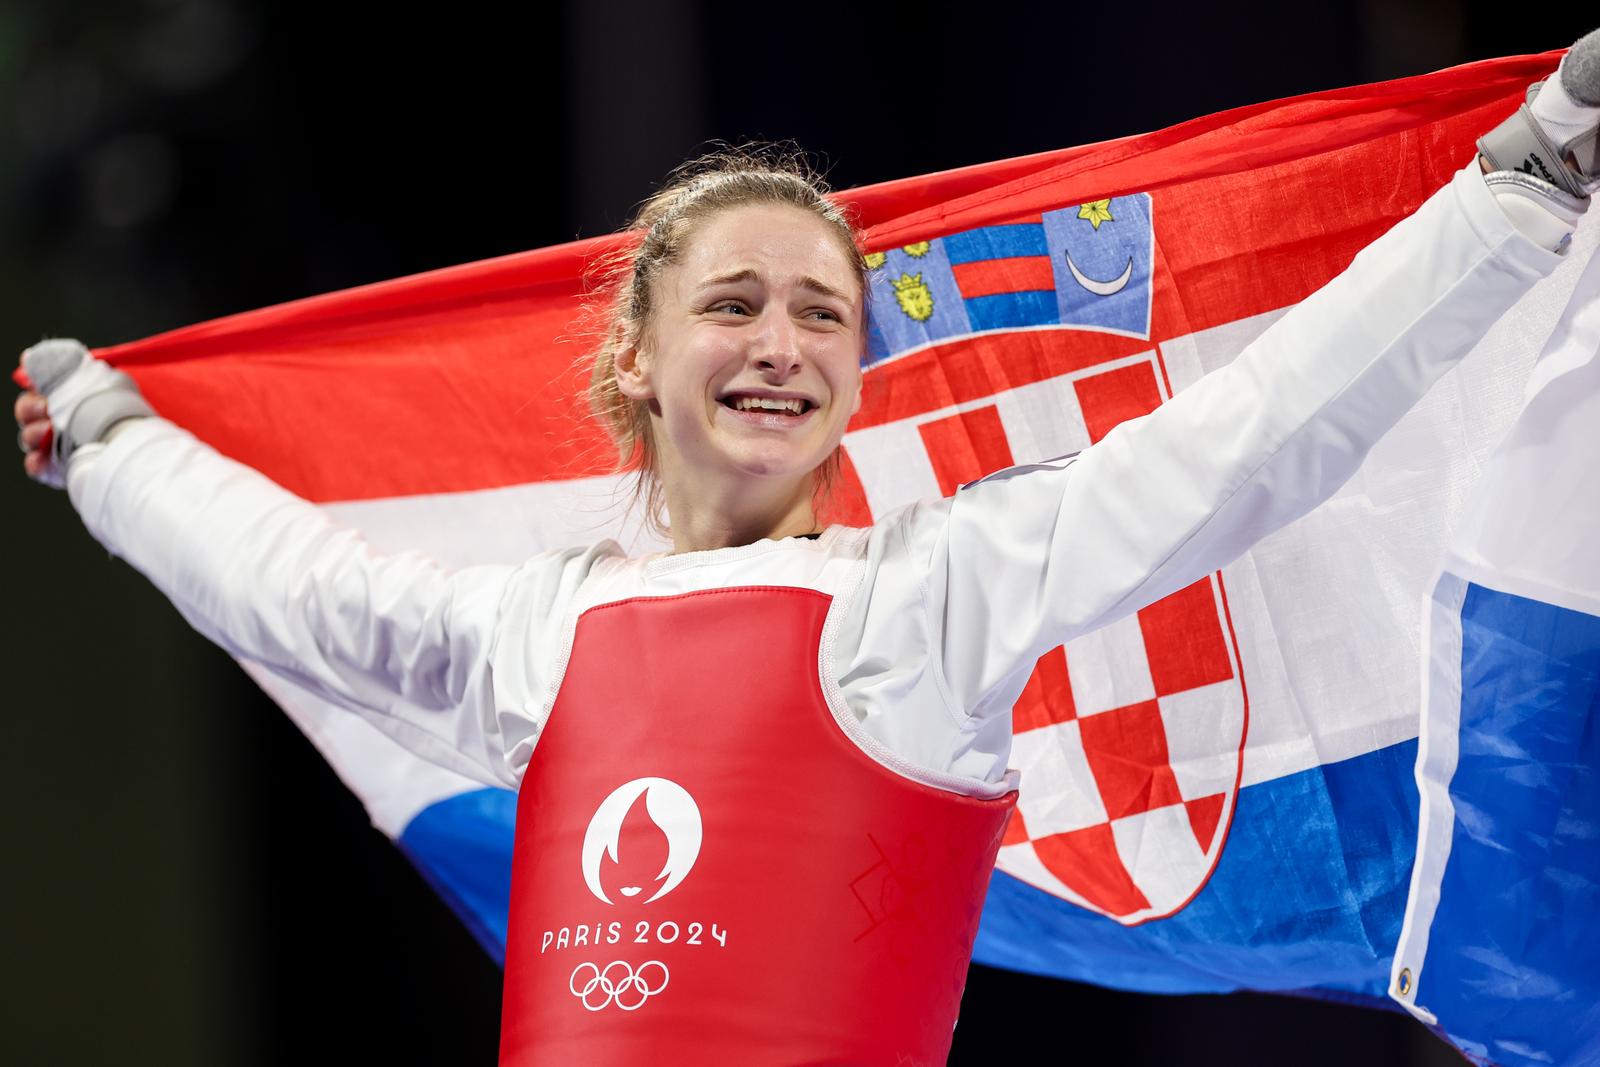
14 31 1600 1066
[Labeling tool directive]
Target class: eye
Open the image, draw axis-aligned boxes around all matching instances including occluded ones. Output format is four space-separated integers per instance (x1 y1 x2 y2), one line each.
708 300 750 316
807 307 847 324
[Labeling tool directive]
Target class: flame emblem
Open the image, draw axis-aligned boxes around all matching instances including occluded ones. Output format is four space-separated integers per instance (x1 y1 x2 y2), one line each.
581 777 702 906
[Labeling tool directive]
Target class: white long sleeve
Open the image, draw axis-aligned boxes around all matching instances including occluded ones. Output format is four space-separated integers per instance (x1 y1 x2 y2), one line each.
66 421 602 786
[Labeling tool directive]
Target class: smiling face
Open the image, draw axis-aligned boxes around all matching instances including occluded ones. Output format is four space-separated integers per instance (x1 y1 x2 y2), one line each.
615 202 865 530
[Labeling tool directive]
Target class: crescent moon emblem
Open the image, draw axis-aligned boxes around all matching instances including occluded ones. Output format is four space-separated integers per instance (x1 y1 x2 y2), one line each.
1065 252 1133 297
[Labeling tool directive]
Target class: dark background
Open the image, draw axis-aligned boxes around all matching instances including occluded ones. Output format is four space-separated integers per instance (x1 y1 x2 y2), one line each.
3 2 1591 1063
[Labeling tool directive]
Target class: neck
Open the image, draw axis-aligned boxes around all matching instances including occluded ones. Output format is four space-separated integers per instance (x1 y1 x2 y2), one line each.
659 472 821 554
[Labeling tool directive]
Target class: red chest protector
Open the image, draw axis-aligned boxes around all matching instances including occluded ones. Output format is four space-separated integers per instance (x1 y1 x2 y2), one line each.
499 586 1016 1066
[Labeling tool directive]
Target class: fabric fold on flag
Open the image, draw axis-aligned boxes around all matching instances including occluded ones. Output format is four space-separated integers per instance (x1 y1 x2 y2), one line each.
40 50 1597 1064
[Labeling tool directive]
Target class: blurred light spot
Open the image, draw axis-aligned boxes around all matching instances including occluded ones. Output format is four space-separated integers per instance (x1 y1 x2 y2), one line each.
130 0 253 91
15 55 103 151
87 133 179 228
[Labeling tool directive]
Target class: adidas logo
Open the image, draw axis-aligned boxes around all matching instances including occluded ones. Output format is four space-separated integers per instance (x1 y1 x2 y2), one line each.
1516 153 1560 185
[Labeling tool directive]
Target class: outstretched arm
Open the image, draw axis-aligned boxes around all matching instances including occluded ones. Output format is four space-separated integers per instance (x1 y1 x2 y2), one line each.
914 41 1600 722
16 341 584 786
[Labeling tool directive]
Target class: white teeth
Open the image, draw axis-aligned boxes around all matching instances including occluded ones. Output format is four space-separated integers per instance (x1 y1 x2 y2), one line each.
731 396 805 414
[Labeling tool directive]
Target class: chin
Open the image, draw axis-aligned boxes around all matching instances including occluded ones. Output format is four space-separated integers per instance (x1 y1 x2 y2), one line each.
733 458 812 482
726 448 824 483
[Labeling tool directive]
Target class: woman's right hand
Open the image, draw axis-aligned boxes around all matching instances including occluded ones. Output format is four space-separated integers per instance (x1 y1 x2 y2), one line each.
14 340 155 488
14 379 52 481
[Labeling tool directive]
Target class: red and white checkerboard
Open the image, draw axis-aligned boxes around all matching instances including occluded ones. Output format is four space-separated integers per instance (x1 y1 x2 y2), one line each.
843 348 1250 924
998 572 1246 922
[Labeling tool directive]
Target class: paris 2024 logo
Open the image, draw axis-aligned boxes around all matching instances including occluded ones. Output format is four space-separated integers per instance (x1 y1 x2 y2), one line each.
549 776 729 1012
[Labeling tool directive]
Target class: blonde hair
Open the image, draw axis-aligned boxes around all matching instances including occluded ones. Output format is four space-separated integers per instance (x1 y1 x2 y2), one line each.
584 144 868 533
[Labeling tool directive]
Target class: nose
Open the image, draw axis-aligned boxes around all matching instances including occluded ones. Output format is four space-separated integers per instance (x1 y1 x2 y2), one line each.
752 311 803 380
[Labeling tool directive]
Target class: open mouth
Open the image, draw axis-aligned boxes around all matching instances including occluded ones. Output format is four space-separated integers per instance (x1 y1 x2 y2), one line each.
718 395 815 417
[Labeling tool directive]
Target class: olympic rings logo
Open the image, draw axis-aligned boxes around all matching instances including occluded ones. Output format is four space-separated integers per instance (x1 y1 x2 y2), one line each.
569 960 670 1011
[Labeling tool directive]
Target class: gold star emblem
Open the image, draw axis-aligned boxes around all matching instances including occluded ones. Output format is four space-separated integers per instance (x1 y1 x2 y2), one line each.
1077 200 1114 230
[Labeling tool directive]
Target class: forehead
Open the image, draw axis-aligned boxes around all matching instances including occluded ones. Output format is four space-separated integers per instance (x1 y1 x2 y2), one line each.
673 203 859 295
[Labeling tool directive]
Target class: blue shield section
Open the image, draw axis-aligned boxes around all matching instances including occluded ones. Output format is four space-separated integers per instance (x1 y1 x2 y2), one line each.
863 239 971 367
397 787 518 966
1418 584 1600 1067
974 739 1421 997
863 196 1156 366
1043 193 1154 338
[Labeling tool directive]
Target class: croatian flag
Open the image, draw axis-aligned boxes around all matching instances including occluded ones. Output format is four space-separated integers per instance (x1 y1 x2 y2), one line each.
72 51 1596 1065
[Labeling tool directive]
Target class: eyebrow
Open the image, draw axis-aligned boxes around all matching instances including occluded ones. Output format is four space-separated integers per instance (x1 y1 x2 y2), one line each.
697 269 855 304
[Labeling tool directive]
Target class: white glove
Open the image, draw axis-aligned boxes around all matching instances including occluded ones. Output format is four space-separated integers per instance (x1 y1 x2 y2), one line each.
17 338 154 489
1478 28 1600 250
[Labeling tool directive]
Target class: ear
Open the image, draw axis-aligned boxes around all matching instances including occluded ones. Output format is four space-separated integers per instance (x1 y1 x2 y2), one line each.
849 369 863 417
614 343 655 401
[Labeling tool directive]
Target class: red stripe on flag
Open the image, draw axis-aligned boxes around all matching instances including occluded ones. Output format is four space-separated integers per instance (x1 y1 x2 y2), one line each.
917 405 1016 497
129 314 620 502
950 256 1056 298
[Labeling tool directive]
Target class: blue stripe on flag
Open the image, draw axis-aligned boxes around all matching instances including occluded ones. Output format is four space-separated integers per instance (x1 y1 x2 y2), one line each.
397 787 518 966
963 290 1060 332
943 223 1050 264
973 738 1421 996
1419 583 1600 1067
393 736 1463 1010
